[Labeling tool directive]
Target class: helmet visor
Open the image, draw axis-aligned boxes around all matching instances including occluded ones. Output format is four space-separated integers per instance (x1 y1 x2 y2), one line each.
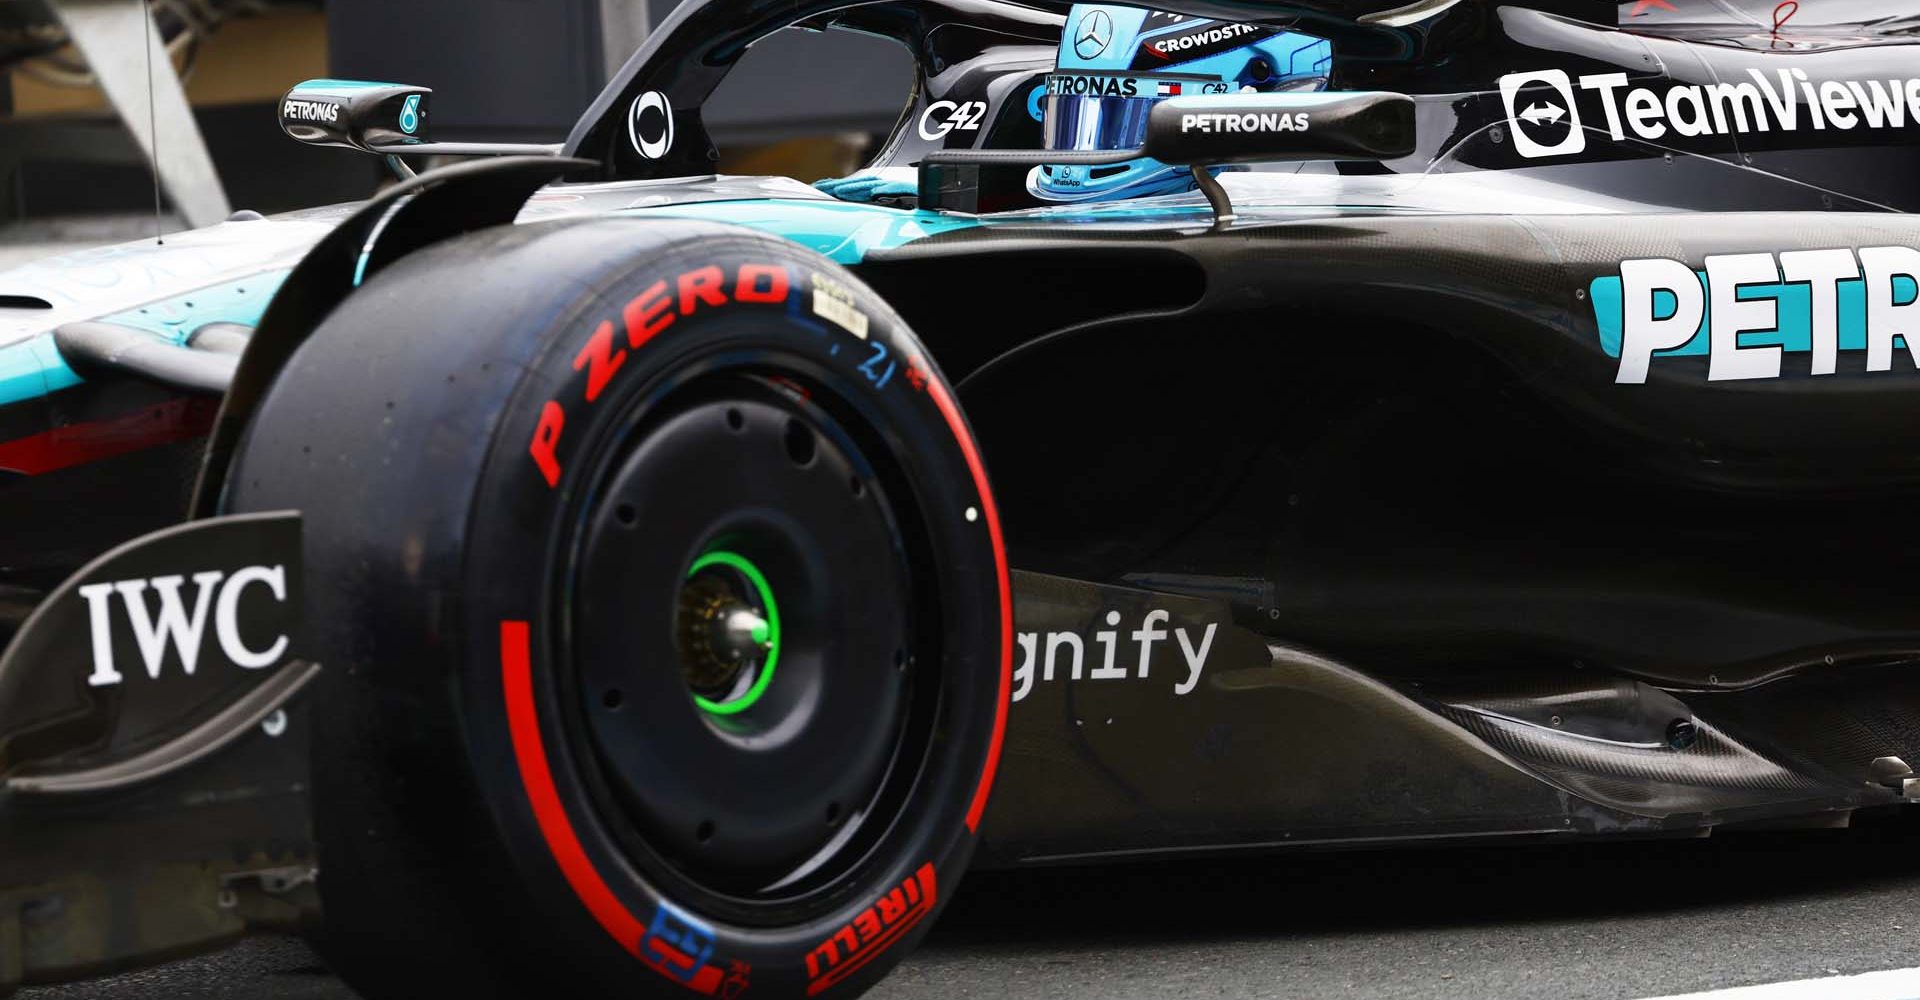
1043 93 1157 153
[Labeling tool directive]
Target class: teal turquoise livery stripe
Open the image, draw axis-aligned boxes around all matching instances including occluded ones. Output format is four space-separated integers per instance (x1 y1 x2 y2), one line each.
0 269 290 409
0 336 82 406
618 200 980 265
96 270 289 344
289 78 411 96
1590 271 1920 359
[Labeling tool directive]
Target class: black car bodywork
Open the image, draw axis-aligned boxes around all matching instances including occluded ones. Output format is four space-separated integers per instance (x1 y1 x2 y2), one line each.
5 0 1920 989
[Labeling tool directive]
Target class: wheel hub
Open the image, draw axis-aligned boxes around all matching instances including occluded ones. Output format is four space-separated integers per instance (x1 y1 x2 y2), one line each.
675 551 779 714
565 385 918 898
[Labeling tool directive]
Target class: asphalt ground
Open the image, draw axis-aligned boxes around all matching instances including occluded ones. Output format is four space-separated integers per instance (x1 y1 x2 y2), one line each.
19 817 1920 1000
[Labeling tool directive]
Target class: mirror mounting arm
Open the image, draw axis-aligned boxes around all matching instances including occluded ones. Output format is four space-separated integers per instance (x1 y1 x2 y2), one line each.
369 142 563 157
1190 166 1234 226
384 155 418 181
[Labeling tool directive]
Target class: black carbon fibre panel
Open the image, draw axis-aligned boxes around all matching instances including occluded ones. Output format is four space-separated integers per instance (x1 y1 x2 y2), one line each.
1443 710 1841 819
1707 662 1920 788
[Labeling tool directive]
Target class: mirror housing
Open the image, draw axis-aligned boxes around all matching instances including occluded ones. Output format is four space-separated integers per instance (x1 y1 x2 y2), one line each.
280 79 431 153
1141 91 1416 166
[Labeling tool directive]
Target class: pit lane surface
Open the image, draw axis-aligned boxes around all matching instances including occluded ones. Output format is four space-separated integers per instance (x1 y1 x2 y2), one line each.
20 818 1920 1000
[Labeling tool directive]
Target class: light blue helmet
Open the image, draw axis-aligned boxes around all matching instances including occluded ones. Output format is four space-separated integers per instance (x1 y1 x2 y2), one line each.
1032 5 1333 203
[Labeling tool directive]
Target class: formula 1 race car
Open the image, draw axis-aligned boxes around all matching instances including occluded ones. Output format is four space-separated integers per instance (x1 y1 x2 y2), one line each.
7 0 1920 996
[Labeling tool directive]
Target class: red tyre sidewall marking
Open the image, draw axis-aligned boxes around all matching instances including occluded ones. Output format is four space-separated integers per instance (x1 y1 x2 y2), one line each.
803 862 938 996
502 620 731 996
924 375 1012 833
508 262 803 994
499 619 648 954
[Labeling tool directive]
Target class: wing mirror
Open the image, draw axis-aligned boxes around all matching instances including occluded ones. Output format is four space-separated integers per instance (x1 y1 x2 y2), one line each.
1138 91 1416 166
280 79 432 153
280 79 560 176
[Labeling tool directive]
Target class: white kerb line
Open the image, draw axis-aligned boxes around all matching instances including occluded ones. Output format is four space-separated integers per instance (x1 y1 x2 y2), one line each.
1634 966 1920 1000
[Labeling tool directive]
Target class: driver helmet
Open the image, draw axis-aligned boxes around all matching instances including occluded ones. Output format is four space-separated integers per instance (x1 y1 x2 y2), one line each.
1032 5 1332 203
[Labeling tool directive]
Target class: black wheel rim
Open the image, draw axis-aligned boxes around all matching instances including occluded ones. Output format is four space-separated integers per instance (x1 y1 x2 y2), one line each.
556 354 945 924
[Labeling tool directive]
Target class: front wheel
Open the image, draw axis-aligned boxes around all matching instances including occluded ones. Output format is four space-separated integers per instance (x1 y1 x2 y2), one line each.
225 218 1011 999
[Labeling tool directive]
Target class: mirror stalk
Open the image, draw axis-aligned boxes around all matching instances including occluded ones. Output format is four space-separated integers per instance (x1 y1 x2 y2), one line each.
384 155 418 181
1190 165 1234 226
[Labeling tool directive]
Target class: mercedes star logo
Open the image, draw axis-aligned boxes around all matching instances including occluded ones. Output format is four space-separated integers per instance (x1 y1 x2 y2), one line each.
1074 9 1112 60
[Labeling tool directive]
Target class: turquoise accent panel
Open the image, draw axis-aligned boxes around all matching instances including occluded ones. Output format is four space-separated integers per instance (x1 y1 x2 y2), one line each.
1058 5 1152 72
29 336 82 395
0 268 289 409
1651 288 1679 322
621 200 981 264
0 338 54 405
96 270 290 345
0 334 81 408
290 78 409 96
625 196 1253 262
1590 271 1919 359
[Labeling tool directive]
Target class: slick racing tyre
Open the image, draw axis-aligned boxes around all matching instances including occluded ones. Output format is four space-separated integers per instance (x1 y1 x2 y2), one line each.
223 219 1012 999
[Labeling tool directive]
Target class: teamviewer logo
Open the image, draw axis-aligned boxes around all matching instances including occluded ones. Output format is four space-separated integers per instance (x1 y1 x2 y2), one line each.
1499 69 1584 159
